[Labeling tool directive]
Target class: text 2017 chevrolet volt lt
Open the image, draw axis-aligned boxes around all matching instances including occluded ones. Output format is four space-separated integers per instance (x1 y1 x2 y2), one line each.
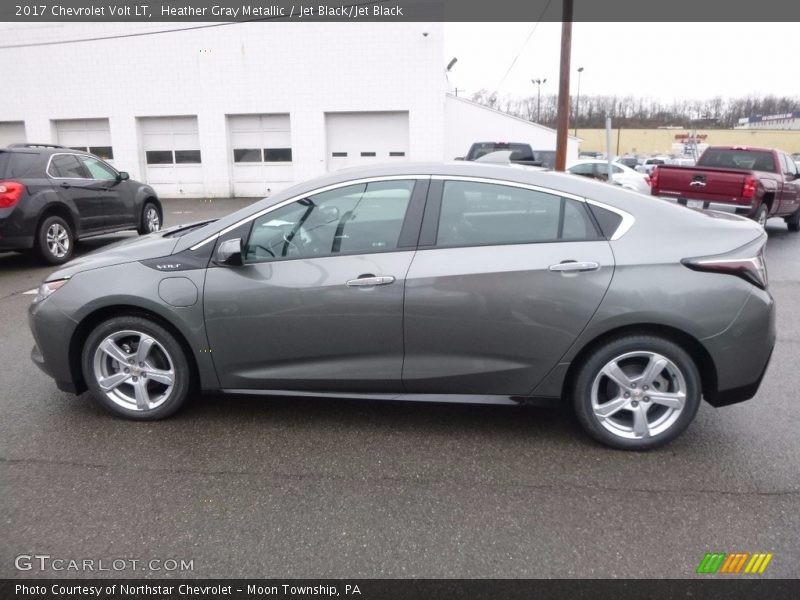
28 163 775 449
0 144 162 264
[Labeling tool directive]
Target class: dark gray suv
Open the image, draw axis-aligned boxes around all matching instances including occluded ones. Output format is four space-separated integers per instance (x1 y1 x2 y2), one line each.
0 144 162 264
28 163 775 449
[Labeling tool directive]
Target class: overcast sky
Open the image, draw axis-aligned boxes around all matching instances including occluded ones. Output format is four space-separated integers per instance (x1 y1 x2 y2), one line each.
444 22 798 102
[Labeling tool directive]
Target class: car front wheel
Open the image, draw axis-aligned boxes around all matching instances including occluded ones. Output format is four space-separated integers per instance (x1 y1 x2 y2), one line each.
138 202 161 234
82 316 191 420
572 335 701 450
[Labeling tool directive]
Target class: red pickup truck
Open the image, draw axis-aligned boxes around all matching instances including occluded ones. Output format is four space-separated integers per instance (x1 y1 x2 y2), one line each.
650 146 800 231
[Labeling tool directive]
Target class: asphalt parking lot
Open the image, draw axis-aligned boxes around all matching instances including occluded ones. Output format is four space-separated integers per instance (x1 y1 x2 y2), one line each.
1 197 798 579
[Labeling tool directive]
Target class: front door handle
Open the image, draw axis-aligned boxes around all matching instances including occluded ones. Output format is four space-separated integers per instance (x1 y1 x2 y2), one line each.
60 182 71 188
346 275 396 287
548 261 600 273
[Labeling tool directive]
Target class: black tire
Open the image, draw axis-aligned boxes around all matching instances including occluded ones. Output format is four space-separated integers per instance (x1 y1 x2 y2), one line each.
36 214 74 265
572 335 702 450
82 315 191 420
786 209 800 233
753 204 768 229
137 201 161 235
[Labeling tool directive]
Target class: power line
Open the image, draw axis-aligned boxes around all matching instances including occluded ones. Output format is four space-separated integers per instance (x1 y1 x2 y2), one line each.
0 1 388 50
491 0 554 98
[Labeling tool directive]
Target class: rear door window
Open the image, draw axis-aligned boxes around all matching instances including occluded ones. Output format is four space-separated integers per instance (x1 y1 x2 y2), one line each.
435 180 601 247
48 154 90 179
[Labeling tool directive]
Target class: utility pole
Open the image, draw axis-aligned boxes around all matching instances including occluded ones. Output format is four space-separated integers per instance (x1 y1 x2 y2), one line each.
532 78 546 123
554 0 573 172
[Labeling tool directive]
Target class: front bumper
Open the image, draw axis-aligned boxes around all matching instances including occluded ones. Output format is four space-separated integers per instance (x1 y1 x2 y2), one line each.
658 196 753 216
28 297 82 394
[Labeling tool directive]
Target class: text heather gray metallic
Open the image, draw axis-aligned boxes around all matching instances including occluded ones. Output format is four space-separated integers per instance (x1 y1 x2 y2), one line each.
28 163 775 449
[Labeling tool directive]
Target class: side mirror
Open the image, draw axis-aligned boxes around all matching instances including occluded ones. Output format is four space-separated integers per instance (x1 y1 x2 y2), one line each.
216 237 244 266
117 171 130 182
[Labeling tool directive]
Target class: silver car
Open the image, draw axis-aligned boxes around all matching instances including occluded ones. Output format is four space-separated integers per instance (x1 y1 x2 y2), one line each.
28 163 775 450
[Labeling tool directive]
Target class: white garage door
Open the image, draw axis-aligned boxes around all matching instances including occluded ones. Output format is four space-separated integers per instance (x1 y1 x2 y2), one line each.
229 114 293 197
0 121 27 147
55 118 113 161
140 116 203 198
325 111 409 172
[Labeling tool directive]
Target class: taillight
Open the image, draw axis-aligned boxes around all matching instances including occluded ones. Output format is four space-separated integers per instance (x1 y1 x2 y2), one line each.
644 174 651 186
682 237 768 289
649 166 659 191
0 180 24 208
742 176 757 200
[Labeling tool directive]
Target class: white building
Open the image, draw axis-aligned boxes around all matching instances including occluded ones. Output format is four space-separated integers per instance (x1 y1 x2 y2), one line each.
735 112 800 130
0 22 576 198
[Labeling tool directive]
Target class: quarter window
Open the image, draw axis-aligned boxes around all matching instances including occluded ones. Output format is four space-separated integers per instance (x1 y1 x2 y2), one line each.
245 180 415 263
436 180 600 247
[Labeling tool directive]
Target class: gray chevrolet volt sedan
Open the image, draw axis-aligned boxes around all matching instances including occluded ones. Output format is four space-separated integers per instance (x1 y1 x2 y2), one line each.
28 163 775 450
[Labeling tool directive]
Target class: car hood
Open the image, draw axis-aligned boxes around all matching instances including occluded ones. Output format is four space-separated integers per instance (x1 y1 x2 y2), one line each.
44 232 179 282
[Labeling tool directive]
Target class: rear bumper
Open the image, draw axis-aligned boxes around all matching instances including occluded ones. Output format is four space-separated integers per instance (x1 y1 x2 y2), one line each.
0 234 35 251
658 196 753 216
703 287 776 407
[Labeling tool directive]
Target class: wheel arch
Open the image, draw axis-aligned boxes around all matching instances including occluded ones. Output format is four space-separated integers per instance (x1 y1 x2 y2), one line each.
562 323 718 404
68 305 201 395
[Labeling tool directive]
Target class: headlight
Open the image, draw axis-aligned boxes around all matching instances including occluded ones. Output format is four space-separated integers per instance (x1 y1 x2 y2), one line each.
33 278 69 303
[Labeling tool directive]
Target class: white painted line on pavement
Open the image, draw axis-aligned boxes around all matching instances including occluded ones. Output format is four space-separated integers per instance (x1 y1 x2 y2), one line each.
23 288 38 295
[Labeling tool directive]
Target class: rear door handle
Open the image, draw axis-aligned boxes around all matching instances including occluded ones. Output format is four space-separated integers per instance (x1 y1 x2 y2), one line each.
60 182 71 188
548 261 600 272
689 180 706 187
346 275 396 287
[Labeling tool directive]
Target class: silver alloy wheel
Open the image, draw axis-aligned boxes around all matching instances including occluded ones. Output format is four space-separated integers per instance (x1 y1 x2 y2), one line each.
590 351 687 440
145 206 160 232
92 330 176 411
46 223 70 258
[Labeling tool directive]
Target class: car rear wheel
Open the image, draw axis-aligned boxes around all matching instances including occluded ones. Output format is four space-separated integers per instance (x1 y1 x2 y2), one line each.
572 335 701 450
37 215 74 265
138 202 161 234
82 316 190 420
